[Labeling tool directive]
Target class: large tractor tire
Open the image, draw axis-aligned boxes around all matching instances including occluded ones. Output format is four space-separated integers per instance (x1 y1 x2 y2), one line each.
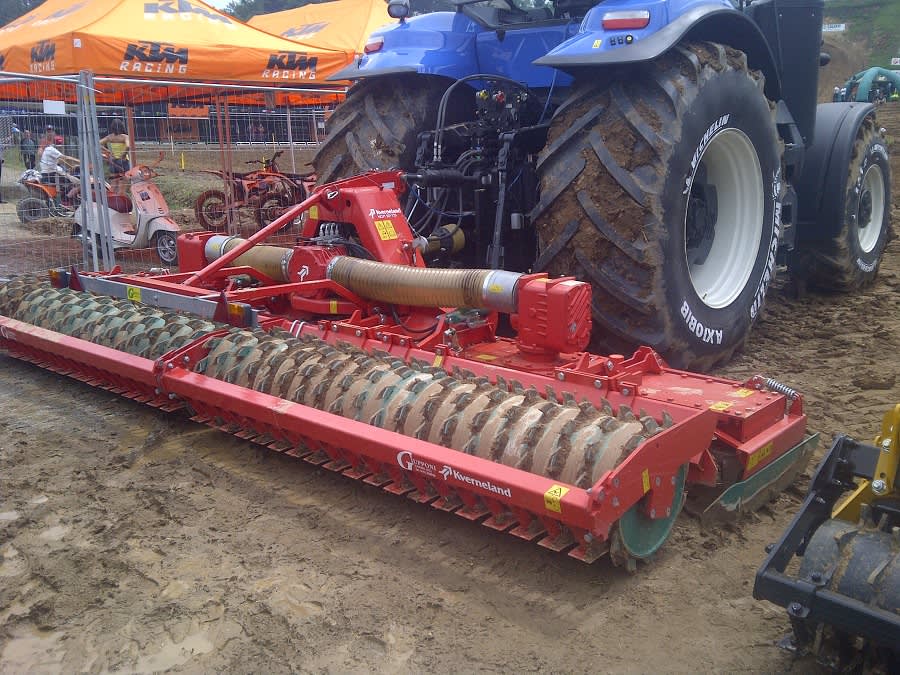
534 42 782 371
313 75 473 183
804 117 892 291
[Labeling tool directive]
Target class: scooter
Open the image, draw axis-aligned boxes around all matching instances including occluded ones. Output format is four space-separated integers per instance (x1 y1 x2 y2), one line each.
73 158 180 265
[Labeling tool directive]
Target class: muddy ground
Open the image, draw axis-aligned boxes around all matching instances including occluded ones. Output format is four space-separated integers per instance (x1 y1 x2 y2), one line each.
2 158 900 672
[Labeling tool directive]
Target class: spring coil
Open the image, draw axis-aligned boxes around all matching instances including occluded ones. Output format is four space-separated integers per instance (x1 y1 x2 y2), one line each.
765 378 798 400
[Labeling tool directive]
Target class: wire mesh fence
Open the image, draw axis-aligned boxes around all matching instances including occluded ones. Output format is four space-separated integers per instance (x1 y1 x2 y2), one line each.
0 72 336 277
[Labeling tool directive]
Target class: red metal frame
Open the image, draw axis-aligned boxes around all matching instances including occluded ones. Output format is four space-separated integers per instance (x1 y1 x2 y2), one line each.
0 170 810 563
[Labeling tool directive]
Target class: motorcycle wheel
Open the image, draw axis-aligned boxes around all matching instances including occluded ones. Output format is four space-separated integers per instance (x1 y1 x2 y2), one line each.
194 190 228 231
255 195 292 230
17 197 49 223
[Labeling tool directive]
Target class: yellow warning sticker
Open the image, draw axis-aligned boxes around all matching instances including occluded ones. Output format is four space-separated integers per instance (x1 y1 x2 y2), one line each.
487 283 503 293
731 388 755 398
592 39 602 48
126 286 141 302
642 469 651 494
309 205 318 220
709 401 733 411
475 354 497 361
329 299 338 314
374 219 398 241
746 442 774 471
544 484 570 513
432 354 444 368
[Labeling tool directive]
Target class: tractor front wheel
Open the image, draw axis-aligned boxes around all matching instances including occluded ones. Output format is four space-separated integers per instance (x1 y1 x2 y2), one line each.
534 42 782 371
803 117 892 290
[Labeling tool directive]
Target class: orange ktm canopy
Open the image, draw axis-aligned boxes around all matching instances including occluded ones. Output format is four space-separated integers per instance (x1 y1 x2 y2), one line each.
249 0 395 56
0 0 354 89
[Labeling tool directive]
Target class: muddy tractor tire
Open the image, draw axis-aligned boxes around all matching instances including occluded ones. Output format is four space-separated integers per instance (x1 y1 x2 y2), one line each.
534 42 782 371
804 117 892 291
194 190 229 231
313 75 473 183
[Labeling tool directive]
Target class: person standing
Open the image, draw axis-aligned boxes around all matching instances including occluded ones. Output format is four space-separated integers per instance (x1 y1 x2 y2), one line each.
20 129 37 170
100 119 131 194
0 130 14 204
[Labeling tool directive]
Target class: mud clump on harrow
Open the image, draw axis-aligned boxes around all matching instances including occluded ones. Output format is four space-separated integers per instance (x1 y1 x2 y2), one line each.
0 278 655 489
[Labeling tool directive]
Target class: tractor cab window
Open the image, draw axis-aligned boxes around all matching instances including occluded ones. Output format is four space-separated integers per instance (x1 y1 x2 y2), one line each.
457 0 583 27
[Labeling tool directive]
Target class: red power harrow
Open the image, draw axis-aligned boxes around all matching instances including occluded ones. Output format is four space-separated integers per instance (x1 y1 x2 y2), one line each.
0 171 816 570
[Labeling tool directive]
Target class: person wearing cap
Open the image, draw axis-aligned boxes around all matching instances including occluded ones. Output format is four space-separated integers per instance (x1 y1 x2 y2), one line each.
40 135 79 205
38 125 55 158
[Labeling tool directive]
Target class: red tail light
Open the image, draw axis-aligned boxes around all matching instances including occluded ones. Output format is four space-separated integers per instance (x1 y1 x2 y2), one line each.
601 10 650 30
364 37 384 54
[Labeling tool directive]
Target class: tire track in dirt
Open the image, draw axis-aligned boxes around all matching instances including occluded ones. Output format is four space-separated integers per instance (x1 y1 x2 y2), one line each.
2 234 898 672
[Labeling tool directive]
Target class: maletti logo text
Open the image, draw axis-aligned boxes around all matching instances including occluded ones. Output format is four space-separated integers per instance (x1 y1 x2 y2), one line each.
121 42 189 74
396 451 512 498
262 52 318 80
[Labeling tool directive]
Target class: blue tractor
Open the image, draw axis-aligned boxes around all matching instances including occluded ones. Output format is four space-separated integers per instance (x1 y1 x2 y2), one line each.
313 0 892 370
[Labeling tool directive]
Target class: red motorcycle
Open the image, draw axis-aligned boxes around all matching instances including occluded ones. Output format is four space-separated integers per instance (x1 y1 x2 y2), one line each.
194 150 309 230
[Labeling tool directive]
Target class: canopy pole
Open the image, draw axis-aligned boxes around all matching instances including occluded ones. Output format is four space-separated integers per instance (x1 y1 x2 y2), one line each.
214 93 234 233
286 103 296 174
124 103 137 168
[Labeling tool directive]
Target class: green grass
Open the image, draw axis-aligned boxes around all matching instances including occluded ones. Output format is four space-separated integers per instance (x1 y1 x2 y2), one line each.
825 0 900 69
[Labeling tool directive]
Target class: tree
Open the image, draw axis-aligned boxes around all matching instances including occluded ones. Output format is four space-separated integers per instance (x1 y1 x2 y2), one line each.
223 0 312 22
0 0 46 26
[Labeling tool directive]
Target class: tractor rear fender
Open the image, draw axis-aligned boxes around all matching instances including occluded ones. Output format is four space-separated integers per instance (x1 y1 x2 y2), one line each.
534 3 781 102
328 11 481 82
794 103 879 242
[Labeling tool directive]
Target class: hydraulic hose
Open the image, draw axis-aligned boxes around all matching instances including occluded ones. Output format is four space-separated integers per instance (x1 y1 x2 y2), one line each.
326 256 521 313
205 235 293 283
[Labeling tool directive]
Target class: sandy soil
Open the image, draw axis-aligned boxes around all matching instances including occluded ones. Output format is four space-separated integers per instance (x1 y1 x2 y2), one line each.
1 143 899 673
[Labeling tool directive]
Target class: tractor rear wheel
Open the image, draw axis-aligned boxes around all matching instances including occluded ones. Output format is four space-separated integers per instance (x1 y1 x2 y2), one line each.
313 74 473 183
534 42 782 371
803 117 892 290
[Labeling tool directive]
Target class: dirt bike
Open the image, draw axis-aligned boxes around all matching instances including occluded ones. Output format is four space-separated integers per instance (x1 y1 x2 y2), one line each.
194 150 309 230
73 156 181 265
17 168 82 222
